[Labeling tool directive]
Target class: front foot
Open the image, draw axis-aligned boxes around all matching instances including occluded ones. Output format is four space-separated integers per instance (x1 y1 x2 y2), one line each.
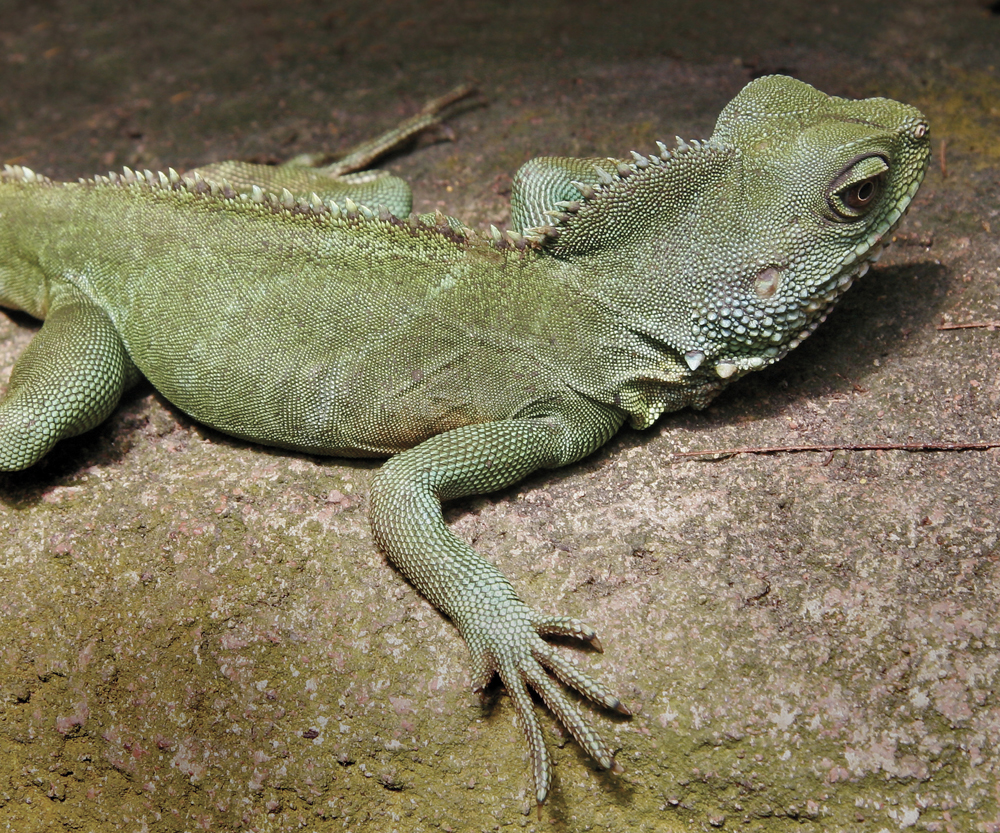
463 601 630 805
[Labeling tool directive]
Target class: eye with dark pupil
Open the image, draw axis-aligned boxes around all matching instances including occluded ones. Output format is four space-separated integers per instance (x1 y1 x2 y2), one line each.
845 177 878 209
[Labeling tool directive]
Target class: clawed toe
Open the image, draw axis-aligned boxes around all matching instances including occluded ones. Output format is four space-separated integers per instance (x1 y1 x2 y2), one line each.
532 613 602 649
489 620 629 805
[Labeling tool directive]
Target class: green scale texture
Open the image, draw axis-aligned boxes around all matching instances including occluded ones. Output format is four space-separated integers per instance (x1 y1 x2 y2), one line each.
0 77 930 805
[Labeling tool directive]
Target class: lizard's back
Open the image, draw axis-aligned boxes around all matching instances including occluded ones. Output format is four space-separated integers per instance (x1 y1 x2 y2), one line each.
0 176 574 456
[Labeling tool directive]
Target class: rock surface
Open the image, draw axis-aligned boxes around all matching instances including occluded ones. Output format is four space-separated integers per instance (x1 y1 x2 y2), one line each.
1 1 998 830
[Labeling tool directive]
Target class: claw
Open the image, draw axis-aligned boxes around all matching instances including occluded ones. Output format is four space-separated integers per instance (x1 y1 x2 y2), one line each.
531 613 602 650
524 661 618 772
482 614 630 804
498 660 554 804
535 645 621 714
465 601 627 803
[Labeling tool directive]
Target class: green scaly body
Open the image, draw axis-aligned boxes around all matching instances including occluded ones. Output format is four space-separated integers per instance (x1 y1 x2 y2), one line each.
0 77 930 803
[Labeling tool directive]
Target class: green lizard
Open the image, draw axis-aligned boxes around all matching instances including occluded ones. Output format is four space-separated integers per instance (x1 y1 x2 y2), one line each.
0 76 929 805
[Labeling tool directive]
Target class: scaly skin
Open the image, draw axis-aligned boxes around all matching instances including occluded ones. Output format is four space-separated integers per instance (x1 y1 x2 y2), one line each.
0 77 930 804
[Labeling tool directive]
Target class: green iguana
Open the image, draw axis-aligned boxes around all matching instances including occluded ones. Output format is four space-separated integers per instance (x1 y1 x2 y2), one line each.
0 77 930 805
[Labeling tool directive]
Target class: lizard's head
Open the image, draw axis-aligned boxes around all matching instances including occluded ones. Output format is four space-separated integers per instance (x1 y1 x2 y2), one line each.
678 75 930 382
544 76 930 395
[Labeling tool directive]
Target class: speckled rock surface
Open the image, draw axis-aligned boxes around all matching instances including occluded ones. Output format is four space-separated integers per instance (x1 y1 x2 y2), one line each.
1 1 998 831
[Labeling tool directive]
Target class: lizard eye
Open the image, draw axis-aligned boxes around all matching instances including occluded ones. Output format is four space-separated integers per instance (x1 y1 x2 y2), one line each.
827 155 889 220
844 177 880 209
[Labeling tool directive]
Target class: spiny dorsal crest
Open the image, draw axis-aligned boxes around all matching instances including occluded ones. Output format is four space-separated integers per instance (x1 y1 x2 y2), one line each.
4 161 492 248
525 136 730 256
2 164 54 185
486 223 537 253
6 161 551 257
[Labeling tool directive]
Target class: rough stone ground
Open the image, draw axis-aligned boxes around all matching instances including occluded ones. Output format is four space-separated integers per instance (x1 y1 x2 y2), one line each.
1 1 998 831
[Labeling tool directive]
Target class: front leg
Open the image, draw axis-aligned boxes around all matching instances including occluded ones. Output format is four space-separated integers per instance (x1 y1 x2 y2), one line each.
0 286 142 471
510 155 629 234
369 405 629 805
